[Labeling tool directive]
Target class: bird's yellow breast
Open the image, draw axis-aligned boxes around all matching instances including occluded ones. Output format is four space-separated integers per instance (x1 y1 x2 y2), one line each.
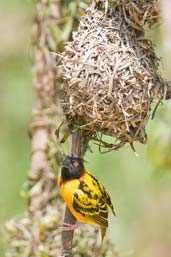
60 178 79 210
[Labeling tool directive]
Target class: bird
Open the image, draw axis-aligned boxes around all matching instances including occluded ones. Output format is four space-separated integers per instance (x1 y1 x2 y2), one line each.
58 155 115 240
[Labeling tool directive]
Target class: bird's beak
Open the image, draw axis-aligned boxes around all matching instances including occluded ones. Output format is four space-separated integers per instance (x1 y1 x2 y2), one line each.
61 157 70 167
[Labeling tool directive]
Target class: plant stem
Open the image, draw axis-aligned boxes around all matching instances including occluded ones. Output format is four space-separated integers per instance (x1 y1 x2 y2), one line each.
61 129 82 257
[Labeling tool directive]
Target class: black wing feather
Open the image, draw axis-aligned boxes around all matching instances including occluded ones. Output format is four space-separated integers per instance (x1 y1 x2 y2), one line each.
72 177 110 227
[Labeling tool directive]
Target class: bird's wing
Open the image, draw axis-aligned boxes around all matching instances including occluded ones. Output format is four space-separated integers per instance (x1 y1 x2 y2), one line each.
87 171 116 216
72 180 108 227
103 190 116 216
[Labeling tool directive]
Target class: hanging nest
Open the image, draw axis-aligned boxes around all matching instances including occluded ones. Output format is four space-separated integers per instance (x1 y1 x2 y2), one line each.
120 0 160 27
60 0 169 150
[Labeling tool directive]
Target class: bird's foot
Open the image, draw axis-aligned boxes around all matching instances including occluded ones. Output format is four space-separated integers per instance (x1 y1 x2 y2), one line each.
61 222 78 231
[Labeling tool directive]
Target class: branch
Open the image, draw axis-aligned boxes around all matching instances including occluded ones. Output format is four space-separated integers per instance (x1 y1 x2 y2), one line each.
62 129 82 257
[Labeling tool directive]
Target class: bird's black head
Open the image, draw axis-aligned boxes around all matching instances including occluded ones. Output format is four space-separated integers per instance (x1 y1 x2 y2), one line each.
61 155 85 182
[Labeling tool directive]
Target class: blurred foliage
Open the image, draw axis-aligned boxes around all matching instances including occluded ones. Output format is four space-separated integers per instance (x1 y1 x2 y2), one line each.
0 0 171 257
53 0 90 50
0 0 34 255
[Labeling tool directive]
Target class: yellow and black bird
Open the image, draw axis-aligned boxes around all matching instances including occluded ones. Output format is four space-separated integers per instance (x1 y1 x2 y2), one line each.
58 155 115 240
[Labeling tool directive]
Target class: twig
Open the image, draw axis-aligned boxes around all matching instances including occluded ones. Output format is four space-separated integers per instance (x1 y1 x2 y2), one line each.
61 129 82 257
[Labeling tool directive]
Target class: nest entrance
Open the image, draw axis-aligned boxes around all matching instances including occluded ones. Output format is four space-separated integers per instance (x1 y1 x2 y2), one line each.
60 1 168 150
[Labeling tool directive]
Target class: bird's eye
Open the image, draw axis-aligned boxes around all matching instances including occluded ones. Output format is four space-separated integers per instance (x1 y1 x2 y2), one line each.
73 161 79 167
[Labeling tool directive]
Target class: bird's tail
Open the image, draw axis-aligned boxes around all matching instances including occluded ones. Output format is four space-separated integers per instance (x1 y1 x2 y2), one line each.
101 226 106 241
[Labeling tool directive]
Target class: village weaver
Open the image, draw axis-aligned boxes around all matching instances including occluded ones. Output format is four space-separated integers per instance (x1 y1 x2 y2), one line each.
58 155 115 240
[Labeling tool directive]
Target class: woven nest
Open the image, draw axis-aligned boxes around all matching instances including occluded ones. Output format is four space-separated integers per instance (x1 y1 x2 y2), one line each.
60 0 168 150
120 0 160 27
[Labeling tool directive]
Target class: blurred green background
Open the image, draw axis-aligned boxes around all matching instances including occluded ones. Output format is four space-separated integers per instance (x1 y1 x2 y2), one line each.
0 1 34 255
0 1 171 257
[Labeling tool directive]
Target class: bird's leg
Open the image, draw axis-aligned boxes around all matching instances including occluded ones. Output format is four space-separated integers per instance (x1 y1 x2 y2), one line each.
61 222 83 231
61 222 78 231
